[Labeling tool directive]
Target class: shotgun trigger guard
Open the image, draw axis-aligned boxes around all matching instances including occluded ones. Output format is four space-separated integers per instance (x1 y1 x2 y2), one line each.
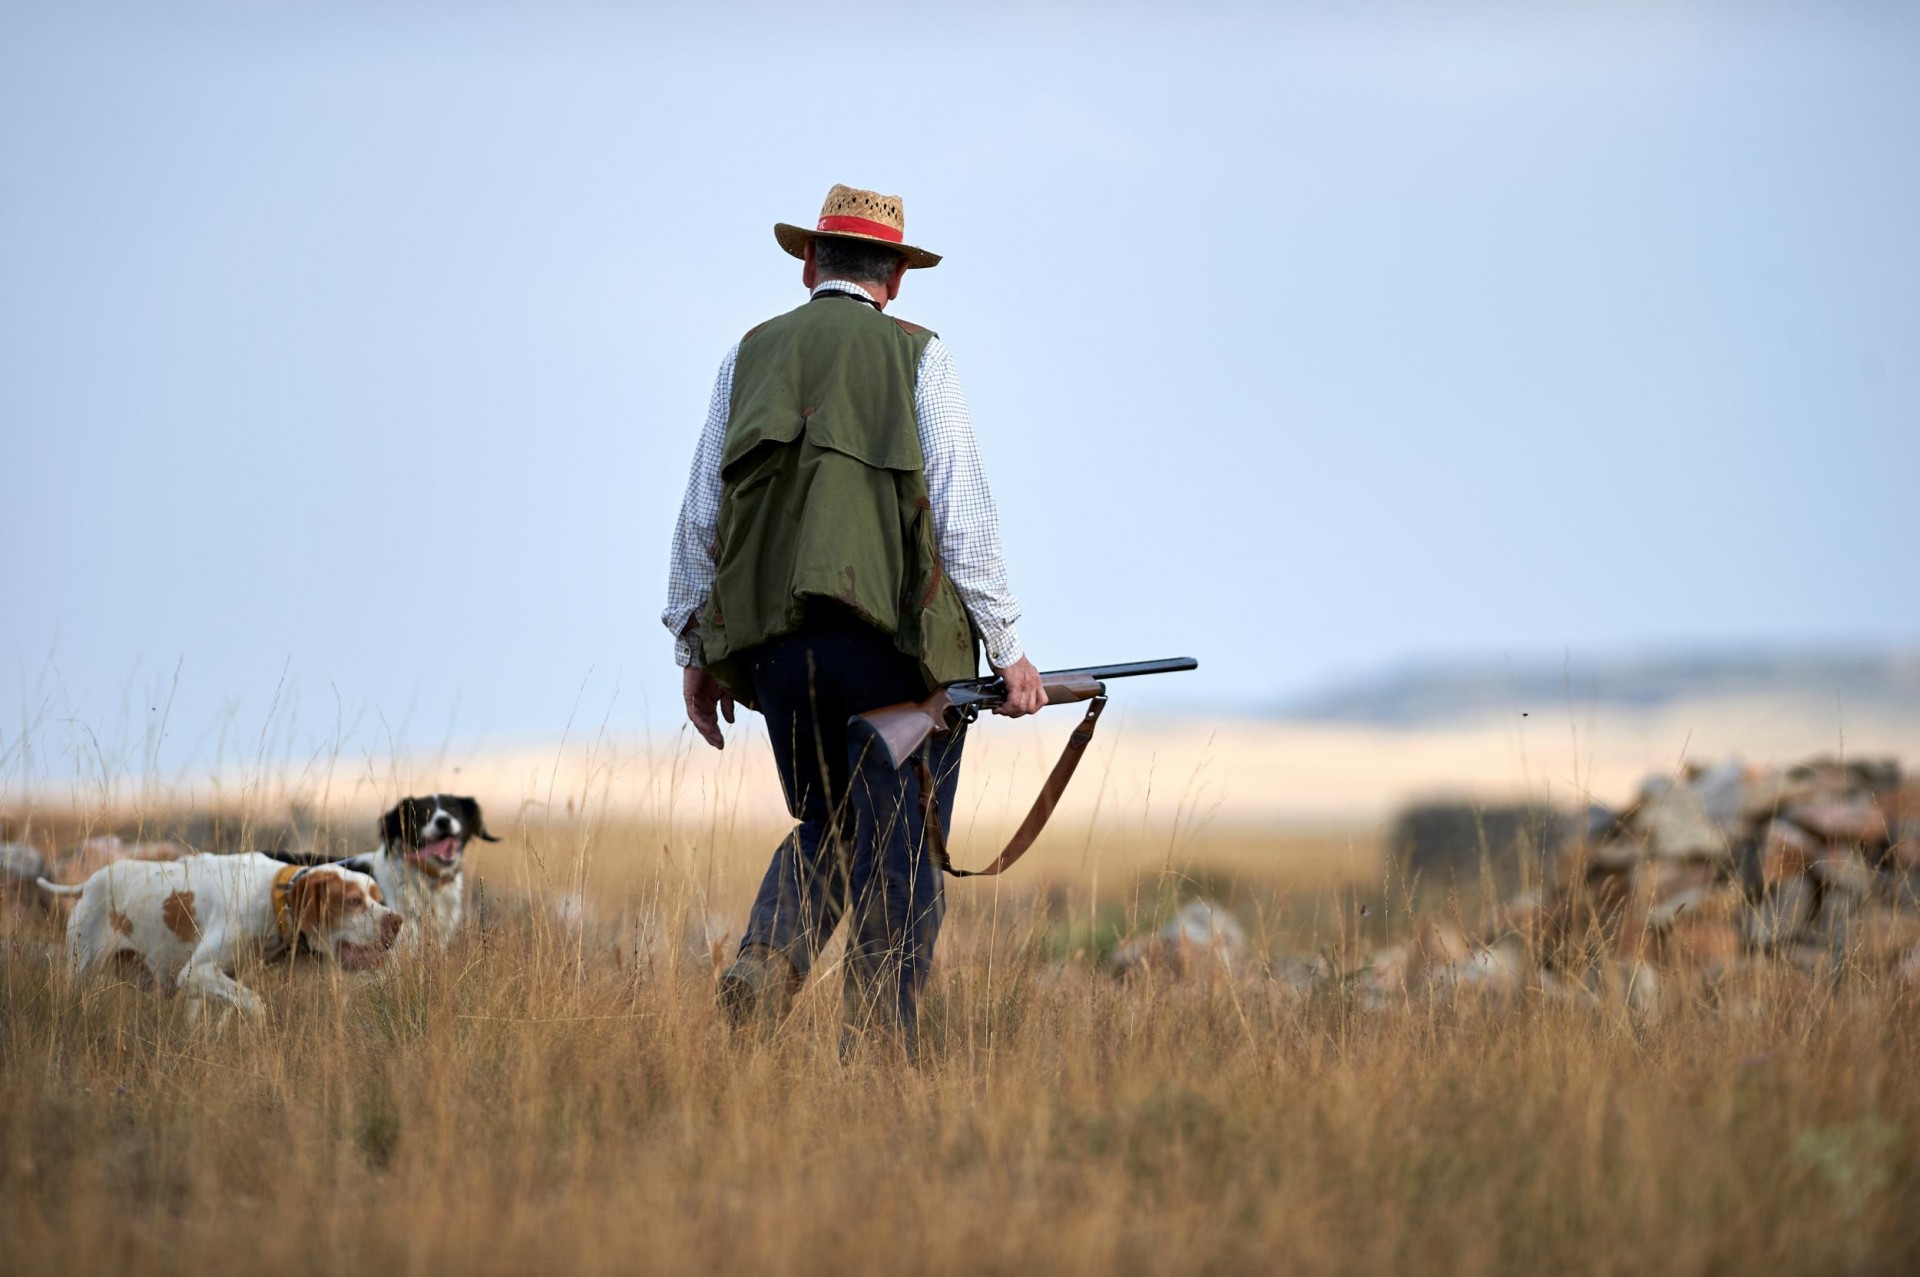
956 703 981 727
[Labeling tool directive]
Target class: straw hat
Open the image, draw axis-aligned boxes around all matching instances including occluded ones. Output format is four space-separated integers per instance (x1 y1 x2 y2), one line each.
774 184 941 270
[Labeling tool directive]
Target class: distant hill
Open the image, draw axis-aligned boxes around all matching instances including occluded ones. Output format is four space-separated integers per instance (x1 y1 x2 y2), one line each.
1280 647 1920 725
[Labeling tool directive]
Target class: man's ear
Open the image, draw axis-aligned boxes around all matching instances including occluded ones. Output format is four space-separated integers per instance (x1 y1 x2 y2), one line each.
455 796 501 843
801 240 818 290
885 257 908 302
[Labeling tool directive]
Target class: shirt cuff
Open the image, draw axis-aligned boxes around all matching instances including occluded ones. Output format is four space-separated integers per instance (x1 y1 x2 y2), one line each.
666 613 702 667
977 619 1024 671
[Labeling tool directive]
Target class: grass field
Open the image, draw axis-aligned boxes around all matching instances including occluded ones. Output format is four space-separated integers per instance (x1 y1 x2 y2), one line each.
4 781 1919 1277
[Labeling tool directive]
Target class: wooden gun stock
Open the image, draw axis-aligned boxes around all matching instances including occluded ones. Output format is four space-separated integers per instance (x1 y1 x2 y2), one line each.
855 692 957 771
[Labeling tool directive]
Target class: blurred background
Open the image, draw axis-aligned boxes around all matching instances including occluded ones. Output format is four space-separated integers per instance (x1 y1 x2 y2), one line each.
3 1 1916 819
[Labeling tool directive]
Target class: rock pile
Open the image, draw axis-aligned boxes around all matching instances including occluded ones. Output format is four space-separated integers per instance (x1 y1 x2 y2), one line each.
1106 898 1251 979
0 842 47 904
1376 755 1920 1006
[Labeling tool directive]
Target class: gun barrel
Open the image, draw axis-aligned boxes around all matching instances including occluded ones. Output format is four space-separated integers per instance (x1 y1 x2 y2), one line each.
943 657 1197 708
1042 657 1198 682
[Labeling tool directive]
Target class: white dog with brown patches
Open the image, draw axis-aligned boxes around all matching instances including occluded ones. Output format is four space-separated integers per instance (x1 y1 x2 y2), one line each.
39 852 403 1019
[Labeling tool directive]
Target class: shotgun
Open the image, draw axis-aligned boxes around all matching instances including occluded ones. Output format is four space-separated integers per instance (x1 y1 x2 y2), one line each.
851 657 1199 877
854 657 1198 769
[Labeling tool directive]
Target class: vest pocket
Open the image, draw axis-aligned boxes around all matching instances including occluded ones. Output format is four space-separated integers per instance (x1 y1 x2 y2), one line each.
719 432 792 488
899 493 978 686
802 410 924 473
714 440 792 555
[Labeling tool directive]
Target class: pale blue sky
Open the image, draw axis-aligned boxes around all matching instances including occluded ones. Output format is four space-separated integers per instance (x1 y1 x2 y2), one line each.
3 1 1916 774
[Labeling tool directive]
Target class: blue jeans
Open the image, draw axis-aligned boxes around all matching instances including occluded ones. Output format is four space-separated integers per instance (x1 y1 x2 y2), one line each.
738 604 966 1056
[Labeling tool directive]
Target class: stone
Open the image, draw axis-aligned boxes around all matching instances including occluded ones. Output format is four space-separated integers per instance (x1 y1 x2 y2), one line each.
1359 944 1408 997
1847 758 1904 794
1418 935 1529 998
1711 959 1821 1020
1646 884 1745 930
1842 908 1920 967
1780 758 1855 805
1612 895 1659 963
1782 943 1835 977
1787 799 1889 846
1603 958 1662 1022
0 842 48 910
1735 767 1789 824
1664 918 1743 970
1809 850 1876 898
1586 838 1641 874
627 907 738 972
1586 803 1626 841
1533 967 1598 1009
1694 757 1752 831
1270 952 1332 994
1631 859 1720 904
1757 820 1817 885
1807 890 1862 962
1534 869 1635 962
1745 880 1816 951
1498 888 1546 933
1107 898 1249 979
1875 870 1920 910
1164 898 1247 951
1463 936 1530 992
547 888 596 938
0 841 46 886
1637 782 1726 861
1408 919 1472 982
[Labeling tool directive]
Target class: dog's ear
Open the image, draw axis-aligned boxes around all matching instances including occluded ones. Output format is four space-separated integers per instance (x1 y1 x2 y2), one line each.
287 870 348 933
380 797 433 849
378 801 407 848
453 796 501 843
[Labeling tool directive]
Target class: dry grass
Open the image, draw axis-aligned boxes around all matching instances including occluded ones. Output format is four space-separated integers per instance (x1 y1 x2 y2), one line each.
4 801 1919 1276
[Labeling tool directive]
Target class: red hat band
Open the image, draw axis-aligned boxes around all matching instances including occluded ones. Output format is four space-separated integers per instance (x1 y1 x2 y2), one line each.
816 214 904 244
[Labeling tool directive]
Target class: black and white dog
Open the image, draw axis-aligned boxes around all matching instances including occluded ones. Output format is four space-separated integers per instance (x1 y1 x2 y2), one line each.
272 795 499 947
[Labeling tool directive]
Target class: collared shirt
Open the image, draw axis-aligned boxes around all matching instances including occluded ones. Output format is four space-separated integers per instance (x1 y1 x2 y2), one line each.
662 280 1024 669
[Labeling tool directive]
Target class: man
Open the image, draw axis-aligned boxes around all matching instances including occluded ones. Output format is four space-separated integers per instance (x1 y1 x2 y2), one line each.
663 184 1041 1057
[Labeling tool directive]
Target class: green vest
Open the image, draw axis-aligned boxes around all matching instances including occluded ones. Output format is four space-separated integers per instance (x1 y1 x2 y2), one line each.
698 294 978 705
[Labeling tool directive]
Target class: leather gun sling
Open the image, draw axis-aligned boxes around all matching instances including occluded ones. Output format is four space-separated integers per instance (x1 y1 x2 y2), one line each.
913 695 1108 878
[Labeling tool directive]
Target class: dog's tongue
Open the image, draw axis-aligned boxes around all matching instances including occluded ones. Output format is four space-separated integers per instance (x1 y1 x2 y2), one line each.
416 837 458 861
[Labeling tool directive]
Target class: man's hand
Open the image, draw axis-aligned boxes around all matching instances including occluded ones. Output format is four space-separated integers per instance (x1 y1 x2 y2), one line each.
683 666 735 749
992 655 1044 717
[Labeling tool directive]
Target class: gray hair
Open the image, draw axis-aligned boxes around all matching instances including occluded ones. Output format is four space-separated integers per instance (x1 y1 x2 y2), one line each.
812 235 906 285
